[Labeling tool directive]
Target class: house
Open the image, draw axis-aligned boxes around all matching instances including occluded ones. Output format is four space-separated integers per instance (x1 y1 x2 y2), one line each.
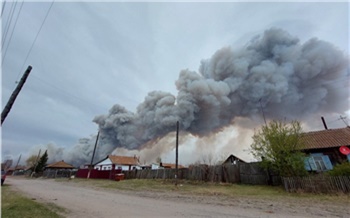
45 160 75 169
94 155 140 171
43 160 76 178
6 165 27 175
222 154 247 165
300 127 350 172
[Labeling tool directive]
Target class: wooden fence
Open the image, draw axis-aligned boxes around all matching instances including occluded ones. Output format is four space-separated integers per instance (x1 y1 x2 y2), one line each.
282 175 350 193
43 169 77 178
123 162 280 185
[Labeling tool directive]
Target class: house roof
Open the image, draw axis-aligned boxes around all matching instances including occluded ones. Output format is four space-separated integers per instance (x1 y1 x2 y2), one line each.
222 154 247 164
46 160 75 169
300 127 350 150
108 155 139 165
7 165 27 171
161 163 186 169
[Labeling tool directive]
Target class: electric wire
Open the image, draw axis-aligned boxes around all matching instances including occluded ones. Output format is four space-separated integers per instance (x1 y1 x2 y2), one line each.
13 0 54 91
2 0 16 46
31 74 109 112
2 0 24 63
1 0 6 17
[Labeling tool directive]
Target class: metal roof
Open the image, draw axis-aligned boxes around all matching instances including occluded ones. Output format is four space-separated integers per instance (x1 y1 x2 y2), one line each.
108 155 139 165
300 127 350 150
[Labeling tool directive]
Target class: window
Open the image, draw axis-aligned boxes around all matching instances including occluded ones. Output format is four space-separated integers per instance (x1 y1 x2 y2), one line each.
305 153 333 172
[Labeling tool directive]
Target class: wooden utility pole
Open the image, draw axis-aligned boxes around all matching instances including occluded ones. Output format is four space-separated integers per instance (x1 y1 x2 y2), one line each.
1 65 32 125
87 131 100 179
175 121 179 186
13 154 22 175
259 98 267 126
31 149 41 178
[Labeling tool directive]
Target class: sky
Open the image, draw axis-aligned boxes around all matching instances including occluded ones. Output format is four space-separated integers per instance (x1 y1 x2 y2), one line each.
1 1 349 167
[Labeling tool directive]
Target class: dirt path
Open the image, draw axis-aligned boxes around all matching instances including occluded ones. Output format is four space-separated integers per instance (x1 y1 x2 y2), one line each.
6 177 349 218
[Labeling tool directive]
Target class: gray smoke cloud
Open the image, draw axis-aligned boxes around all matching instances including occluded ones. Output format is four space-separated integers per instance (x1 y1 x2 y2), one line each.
32 28 349 167
94 28 349 150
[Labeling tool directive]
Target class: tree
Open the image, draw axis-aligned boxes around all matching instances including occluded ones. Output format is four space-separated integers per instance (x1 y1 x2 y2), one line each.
34 151 48 173
26 155 38 169
250 120 307 177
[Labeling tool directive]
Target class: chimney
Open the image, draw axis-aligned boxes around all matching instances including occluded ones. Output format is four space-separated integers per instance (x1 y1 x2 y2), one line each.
321 117 328 130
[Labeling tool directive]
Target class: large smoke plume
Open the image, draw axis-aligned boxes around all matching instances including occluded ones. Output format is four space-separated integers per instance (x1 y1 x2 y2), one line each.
94 28 348 148
31 28 350 166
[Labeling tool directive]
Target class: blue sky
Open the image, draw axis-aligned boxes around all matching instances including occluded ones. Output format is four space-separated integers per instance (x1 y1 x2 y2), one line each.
1 1 349 165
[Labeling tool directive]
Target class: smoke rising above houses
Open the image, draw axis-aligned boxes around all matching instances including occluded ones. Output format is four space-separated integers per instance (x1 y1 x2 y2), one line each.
37 28 350 166
94 28 348 146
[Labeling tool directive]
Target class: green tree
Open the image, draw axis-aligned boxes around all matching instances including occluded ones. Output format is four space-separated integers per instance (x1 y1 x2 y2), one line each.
26 155 38 169
34 151 48 173
250 120 307 177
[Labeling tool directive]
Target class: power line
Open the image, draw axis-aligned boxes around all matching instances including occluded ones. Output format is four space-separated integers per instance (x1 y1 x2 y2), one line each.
339 115 349 127
2 0 17 47
13 0 54 90
1 0 7 17
2 0 24 63
30 74 109 112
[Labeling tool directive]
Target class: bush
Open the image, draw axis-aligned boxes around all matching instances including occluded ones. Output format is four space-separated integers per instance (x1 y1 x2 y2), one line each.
327 162 350 176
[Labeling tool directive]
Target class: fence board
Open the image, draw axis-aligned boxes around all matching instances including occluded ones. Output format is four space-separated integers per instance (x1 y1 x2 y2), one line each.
282 175 350 193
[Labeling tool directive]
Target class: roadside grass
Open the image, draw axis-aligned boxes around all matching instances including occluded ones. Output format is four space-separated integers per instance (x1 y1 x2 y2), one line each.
56 178 349 202
1 184 66 218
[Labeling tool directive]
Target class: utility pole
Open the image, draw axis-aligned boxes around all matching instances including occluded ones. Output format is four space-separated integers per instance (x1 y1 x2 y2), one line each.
175 121 179 186
339 115 349 127
13 154 22 175
1 65 32 125
31 149 41 178
259 98 267 126
87 131 100 179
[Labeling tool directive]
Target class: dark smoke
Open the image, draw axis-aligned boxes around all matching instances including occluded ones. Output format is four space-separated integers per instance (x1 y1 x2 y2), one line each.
33 28 348 166
93 28 349 151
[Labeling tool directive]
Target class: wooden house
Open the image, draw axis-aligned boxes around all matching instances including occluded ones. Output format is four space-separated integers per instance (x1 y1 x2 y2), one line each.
94 155 140 171
43 160 76 178
300 127 350 172
46 160 75 169
222 154 247 165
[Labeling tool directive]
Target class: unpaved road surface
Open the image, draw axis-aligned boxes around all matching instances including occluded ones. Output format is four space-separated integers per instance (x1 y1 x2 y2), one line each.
6 177 349 218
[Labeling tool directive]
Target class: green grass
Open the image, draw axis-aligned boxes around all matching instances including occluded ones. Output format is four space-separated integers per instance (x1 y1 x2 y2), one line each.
1 184 65 218
57 178 350 202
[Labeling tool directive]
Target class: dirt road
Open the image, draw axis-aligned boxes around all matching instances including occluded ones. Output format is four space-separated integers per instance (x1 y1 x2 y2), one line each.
6 177 349 218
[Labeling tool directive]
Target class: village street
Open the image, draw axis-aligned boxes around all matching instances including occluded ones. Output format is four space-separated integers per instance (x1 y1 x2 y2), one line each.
6 177 349 218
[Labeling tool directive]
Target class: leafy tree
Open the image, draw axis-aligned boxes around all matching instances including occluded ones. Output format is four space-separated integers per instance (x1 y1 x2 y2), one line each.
34 151 48 173
250 120 307 177
26 155 38 169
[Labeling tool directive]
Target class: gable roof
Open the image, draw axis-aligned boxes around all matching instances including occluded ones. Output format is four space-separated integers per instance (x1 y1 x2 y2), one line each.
300 127 350 150
108 155 139 166
46 160 75 169
222 154 247 164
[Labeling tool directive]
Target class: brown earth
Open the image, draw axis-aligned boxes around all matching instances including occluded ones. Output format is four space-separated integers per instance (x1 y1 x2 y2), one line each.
6 177 350 218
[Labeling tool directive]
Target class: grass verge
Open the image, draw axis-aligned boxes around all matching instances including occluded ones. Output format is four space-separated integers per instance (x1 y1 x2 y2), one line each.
57 178 350 203
1 184 66 218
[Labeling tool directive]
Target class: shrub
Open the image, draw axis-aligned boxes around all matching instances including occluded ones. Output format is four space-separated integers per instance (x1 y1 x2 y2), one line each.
327 162 350 176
